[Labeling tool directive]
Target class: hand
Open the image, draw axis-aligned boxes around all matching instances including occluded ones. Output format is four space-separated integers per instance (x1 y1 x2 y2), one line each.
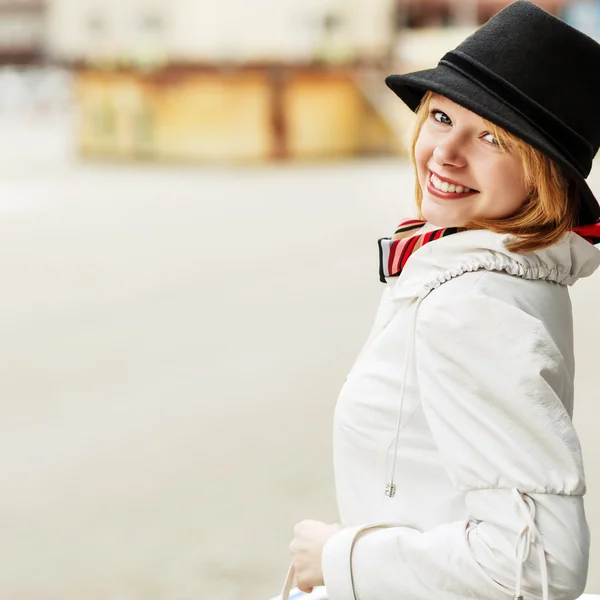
289 520 343 593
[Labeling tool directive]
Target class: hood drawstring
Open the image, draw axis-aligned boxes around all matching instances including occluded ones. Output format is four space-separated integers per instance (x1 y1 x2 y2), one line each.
385 295 424 498
512 489 549 600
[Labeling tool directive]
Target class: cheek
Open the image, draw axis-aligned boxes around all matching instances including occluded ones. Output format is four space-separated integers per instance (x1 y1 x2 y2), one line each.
413 134 431 179
493 161 528 201
480 159 529 216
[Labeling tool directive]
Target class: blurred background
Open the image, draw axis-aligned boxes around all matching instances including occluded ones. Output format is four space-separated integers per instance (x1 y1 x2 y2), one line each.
1 1 600 598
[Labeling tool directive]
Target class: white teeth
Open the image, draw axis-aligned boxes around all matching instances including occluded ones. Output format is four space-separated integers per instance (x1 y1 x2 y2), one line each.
429 173 472 194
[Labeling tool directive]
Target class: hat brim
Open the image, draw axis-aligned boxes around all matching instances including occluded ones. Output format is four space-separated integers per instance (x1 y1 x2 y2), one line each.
386 64 600 225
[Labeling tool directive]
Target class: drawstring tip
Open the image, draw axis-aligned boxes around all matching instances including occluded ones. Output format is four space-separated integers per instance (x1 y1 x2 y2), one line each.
385 483 396 497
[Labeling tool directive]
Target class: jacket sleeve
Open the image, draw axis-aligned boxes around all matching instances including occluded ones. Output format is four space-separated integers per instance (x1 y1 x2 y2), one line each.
321 286 590 600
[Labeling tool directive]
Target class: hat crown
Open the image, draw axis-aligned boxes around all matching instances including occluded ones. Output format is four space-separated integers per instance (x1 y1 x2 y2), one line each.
454 0 600 148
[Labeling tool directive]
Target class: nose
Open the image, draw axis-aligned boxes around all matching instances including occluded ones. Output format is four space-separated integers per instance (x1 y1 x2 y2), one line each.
432 134 468 168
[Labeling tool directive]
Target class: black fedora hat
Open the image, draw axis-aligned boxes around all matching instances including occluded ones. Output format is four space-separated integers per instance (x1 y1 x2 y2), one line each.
386 0 600 225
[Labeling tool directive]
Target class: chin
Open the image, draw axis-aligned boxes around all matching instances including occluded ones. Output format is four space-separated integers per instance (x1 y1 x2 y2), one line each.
421 200 465 229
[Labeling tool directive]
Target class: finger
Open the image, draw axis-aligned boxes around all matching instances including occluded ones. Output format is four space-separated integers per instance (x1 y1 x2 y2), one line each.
297 583 314 594
295 572 312 594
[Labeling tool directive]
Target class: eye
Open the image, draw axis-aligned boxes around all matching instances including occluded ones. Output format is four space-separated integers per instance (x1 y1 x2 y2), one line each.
482 132 500 146
430 109 452 125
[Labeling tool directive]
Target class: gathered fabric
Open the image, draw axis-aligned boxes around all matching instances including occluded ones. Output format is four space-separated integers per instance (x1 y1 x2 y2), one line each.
378 218 600 282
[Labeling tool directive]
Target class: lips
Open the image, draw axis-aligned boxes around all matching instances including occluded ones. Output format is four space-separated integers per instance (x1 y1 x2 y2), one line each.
427 170 479 199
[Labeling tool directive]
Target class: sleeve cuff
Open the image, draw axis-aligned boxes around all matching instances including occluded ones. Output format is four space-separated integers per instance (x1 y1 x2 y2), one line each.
322 523 399 600
321 525 363 600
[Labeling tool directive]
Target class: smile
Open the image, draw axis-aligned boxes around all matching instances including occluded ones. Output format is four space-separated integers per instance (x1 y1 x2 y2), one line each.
427 171 479 199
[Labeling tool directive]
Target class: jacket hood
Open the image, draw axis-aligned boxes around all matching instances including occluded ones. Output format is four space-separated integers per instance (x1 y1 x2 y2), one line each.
387 227 600 300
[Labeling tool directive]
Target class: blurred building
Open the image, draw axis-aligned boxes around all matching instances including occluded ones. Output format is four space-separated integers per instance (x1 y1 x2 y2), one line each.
0 1 73 120
44 0 402 163
0 0 46 65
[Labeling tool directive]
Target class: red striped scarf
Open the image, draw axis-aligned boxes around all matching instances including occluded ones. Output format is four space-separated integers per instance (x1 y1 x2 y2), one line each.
378 219 600 283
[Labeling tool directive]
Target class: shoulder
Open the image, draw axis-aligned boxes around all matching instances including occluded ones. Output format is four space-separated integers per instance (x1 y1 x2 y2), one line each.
421 268 569 315
418 270 573 354
419 268 571 324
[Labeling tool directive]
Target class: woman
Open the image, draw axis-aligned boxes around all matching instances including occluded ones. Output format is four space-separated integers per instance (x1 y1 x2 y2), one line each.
284 2 600 599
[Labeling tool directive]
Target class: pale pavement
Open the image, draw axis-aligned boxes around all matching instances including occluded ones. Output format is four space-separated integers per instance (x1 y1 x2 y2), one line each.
0 116 598 599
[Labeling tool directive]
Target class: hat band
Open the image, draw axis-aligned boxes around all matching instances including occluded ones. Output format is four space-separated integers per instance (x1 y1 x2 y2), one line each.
439 51 593 177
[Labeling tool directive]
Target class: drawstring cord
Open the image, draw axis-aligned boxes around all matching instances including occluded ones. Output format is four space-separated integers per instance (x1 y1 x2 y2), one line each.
512 489 549 600
385 296 424 498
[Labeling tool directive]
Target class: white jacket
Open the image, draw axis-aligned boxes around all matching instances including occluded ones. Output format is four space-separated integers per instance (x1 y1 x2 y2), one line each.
322 227 600 600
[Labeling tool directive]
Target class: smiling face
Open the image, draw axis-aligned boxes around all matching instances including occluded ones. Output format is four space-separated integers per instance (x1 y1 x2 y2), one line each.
414 94 530 227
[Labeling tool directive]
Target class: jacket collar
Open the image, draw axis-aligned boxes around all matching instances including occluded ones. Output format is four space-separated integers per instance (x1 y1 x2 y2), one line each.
386 226 600 300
